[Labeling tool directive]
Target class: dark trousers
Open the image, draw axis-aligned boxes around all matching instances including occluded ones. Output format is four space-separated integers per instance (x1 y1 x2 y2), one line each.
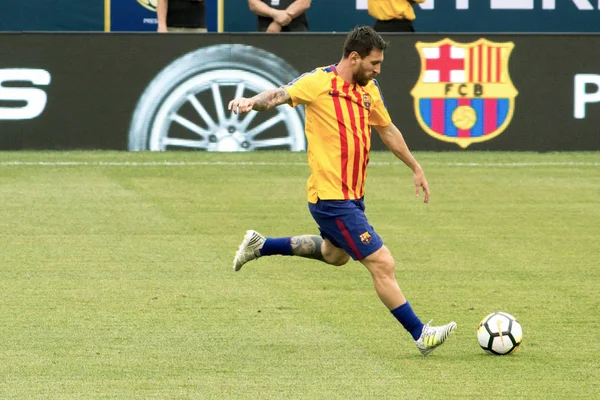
373 18 414 32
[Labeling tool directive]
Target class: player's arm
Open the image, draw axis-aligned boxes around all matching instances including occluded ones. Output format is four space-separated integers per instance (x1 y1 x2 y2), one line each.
285 0 311 19
248 0 292 25
157 0 168 32
373 122 430 203
228 88 291 114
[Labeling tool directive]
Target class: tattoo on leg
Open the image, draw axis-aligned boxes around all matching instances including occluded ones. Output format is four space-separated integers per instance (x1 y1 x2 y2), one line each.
290 235 325 261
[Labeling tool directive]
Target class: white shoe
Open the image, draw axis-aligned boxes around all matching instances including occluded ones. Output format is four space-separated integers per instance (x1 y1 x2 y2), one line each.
233 230 266 271
415 320 457 356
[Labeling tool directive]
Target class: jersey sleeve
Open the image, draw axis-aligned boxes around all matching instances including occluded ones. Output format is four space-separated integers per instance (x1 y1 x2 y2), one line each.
369 80 392 127
284 69 320 107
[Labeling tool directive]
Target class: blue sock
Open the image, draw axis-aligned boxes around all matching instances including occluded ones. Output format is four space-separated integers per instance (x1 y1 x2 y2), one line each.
259 237 293 256
390 302 425 340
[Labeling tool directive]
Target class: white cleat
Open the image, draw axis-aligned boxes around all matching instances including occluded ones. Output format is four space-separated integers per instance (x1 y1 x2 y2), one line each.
233 230 266 271
415 320 457 356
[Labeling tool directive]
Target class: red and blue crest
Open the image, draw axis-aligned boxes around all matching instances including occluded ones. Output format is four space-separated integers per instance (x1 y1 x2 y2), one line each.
411 39 518 148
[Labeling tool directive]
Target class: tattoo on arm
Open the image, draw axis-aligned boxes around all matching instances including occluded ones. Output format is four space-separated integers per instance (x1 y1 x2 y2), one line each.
291 235 325 261
252 88 291 111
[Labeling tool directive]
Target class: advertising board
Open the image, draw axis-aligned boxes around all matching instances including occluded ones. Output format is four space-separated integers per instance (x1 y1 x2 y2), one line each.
0 33 598 151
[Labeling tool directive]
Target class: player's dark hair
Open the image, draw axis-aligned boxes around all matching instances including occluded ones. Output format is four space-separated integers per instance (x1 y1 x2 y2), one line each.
343 26 387 59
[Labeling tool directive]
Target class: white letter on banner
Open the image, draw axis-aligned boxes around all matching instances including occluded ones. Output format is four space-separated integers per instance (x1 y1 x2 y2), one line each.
0 69 51 120
571 0 594 10
419 0 434 10
491 0 533 9
542 0 594 9
574 74 600 119
456 0 469 9
356 0 367 10
542 0 555 9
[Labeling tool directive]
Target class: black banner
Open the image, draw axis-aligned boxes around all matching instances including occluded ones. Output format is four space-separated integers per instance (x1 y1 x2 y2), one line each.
0 33 599 151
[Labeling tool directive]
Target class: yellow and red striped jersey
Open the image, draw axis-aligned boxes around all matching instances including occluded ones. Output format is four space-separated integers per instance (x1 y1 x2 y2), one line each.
285 65 392 204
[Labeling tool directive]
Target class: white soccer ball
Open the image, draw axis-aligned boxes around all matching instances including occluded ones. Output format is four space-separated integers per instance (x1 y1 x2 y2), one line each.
477 312 523 355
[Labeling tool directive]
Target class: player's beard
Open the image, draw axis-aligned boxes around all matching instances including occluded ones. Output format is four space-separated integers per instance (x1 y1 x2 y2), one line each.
353 63 371 87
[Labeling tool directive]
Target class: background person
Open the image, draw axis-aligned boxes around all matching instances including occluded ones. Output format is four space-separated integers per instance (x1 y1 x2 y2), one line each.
157 0 206 33
248 0 310 33
368 0 425 32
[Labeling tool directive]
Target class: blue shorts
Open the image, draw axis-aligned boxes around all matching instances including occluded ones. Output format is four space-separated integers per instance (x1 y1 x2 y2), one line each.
308 198 383 261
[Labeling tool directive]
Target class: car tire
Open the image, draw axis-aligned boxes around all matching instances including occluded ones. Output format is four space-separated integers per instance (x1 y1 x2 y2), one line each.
128 44 306 151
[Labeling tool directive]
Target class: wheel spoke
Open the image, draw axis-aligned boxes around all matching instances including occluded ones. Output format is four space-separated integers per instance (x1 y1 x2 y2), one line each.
233 82 246 99
230 82 246 122
252 137 294 148
187 95 217 130
170 114 210 137
237 110 258 132
244 113 286 139
211 83 226 125
162 137 208 149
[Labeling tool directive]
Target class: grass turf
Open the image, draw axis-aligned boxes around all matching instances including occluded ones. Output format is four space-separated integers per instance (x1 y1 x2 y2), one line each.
0 151 598 398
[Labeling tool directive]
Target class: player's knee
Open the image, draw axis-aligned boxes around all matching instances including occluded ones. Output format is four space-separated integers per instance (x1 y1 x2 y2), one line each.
367 252 395 278
329 253 350 266
322 243 350 266
379 257 396 276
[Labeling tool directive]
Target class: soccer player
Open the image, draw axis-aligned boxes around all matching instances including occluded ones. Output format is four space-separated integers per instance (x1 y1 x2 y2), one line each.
228 26 456 356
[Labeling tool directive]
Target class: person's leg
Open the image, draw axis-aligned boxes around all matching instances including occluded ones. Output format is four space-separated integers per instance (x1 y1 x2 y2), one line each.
291 236 350 265
233 230 350 271
320 238 351 266
261 234 350 265
360 245 404 309
328 199 456 354
360 246 424 340
360 247 457 355
233 201 355 271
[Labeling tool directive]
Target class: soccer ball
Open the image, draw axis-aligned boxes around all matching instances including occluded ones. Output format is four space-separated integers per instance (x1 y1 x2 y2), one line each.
477 312 522 355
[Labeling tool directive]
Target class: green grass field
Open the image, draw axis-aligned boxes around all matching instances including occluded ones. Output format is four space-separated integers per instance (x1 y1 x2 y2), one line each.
0 151 598 399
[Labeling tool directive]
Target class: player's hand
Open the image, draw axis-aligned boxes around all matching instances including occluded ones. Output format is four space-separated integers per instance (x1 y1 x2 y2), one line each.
413 168 430 203
228 98 255 114
273 10 292 26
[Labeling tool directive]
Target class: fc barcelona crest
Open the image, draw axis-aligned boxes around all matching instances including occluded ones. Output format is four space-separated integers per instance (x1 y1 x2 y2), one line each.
363 94 371 109
359 231 372 245
411 38 518 148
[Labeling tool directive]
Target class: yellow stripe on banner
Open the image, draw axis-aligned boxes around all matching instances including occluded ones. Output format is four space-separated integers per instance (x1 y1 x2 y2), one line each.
490 47 497 83
473 46 479 83
218 0 224 32
499 48 505 83
491 45 495 84
104 0 111 32
482 44 488 83
488 45 492 83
